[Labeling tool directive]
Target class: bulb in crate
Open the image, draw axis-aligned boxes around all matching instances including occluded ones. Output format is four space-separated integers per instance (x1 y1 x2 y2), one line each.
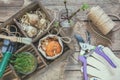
22 24 37 37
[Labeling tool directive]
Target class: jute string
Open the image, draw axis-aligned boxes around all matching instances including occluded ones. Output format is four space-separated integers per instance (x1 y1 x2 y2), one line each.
87 6 120 44
88 19 113 44
88 6 116 35
46 8 71 44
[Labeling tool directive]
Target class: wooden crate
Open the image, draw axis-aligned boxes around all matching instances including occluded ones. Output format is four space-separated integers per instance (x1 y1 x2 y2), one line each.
0 1 53 42
0 1 72 80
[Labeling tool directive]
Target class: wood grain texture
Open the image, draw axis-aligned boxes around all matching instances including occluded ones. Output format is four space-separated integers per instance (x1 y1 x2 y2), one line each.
64 21 120 80
71 21 120 51
0 0 120 21
0 0 24 7
64 71 83 80
0 0 29 22
39 0 119 5
0 0 119 80
0 7 20 22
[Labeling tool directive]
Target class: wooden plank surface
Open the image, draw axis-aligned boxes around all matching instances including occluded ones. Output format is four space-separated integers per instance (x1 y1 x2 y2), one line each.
0 0 23 7
0 7 21 22
64 71 83 80
0 0 119 21
40 0 119 5
0 0 31 22
0 0 119 80
64 21 120 80
0 0 24 22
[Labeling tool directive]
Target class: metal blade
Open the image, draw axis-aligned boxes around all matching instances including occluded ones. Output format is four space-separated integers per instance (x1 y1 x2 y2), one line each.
2 40 16 53
86 31 91 44
74 34 85 43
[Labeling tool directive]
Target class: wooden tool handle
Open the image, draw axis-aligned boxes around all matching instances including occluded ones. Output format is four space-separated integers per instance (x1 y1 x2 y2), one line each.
0 34 32 44
0 34 17 42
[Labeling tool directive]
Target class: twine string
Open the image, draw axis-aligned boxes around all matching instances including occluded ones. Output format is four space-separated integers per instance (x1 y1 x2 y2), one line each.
48 27 71 44
88 14 120 44
108 14 120 32
88 6 116 35
88 19 113 44
87 6 120 44
1 25 21 37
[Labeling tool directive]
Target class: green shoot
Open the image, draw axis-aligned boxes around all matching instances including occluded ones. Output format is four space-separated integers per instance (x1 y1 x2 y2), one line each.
68 3 89 20
81 3 89 11
53 21 59 27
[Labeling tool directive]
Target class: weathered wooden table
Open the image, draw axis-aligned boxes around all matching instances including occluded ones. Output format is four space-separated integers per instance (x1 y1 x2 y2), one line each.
0 0 120 80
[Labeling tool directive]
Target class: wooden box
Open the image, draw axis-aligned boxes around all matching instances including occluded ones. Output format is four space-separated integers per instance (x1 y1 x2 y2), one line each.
0 1 72 80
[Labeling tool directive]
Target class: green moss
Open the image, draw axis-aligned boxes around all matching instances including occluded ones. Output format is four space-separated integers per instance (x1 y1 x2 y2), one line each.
10 52 36 74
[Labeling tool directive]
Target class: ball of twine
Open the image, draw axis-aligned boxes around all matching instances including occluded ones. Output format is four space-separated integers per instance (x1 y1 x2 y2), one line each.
88 6 116 35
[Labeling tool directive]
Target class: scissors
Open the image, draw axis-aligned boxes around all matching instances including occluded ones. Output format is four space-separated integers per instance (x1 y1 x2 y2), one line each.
0 25 18 78
1 25 21 37
75 31 116 80
0 39 16 78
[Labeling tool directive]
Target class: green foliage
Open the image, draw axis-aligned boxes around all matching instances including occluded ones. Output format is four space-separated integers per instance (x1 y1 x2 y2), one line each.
67 3 89 20
10 52 36 74
53 21 59 27
81 3 90 11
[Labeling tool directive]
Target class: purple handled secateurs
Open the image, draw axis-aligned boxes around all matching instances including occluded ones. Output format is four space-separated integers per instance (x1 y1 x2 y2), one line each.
74 31 116 80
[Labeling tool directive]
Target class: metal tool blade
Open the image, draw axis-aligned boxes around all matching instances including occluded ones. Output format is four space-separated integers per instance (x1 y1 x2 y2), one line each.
86 31 91 44
2 40 16 53
74 34 85 43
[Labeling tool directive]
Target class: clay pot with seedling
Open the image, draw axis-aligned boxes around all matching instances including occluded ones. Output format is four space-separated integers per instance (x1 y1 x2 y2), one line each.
59 0 89 28
10 52 37 75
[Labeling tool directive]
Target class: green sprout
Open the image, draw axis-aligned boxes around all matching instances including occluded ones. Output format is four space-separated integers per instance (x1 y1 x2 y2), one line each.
53 21 59 27
68 3 89 20
81 3 89 11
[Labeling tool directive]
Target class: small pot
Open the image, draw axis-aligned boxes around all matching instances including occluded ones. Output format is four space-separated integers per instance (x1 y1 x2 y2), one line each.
60 20 71 27
11 52 37 75
38 35 63 60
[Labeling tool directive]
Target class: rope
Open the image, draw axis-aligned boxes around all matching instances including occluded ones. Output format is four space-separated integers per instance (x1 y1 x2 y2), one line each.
87 6 120 44
88 19 113 44
46 8 72 44
88 6 116 35
48 27 71 44
88 14 120 44
60 36 71 44
108 14 120 32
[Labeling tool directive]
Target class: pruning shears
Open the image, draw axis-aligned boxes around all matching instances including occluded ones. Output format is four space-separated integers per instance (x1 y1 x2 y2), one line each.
75 31 116 80
0 39 16 78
